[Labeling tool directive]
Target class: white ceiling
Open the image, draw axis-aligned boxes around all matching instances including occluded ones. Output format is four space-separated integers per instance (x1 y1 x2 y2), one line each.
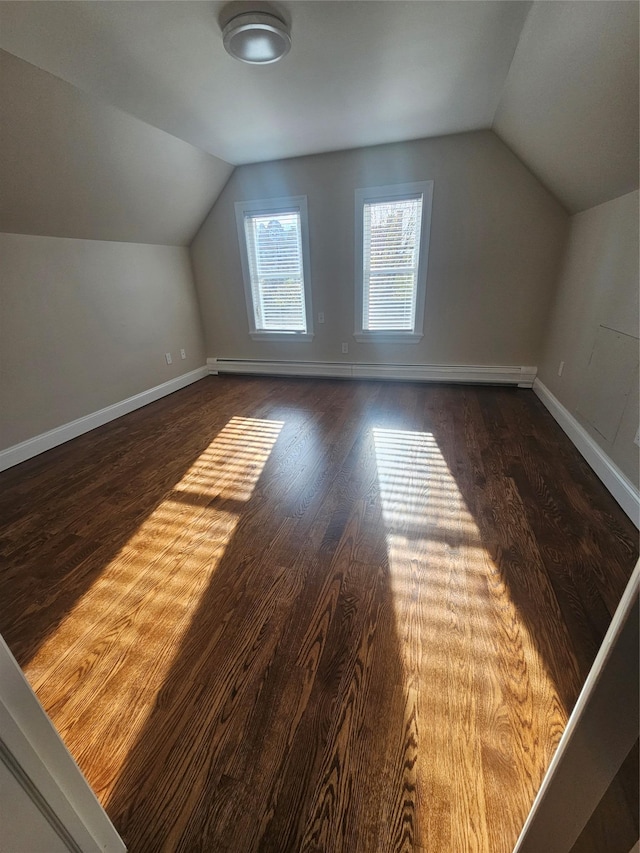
0 1 531 165
0 0 636 235
494 1 639 213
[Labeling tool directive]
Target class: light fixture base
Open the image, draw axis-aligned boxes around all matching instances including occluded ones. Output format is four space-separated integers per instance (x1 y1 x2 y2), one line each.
223 11 291 65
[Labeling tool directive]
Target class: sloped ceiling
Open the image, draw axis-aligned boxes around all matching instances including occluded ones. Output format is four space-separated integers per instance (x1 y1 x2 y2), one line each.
0 50 233 245
493 1 639 213
0 1 531 165
0 0 636 241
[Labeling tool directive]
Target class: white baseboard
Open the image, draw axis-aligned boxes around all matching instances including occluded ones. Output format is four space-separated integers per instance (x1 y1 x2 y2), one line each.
534 379 640 528
0 367 209 472
208 358 537 387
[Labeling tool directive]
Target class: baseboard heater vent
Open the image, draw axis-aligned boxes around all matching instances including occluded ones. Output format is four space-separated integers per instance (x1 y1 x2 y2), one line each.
207 359 537 387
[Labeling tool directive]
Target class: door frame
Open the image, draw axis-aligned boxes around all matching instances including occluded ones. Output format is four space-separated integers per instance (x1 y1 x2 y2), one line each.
0 634 126 852
513 559 639 852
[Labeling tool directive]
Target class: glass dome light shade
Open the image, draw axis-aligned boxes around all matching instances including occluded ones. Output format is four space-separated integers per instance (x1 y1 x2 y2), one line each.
223 12 291 64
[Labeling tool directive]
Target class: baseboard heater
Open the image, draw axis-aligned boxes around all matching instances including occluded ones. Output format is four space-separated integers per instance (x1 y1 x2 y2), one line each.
207 359 537 387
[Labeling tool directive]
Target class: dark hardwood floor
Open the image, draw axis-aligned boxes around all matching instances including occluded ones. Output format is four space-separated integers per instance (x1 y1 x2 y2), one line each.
0 376 637 852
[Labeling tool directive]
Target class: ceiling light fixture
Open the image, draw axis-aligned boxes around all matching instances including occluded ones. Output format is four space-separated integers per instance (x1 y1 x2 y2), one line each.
223 11 291 64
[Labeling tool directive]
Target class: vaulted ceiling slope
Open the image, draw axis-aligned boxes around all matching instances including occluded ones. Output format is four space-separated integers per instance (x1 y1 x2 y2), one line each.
0 0 531 165
0 49 233 245
494 1 639 214
0 0 636 235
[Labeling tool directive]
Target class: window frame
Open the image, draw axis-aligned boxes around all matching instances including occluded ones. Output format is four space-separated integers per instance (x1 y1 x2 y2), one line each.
235 195 314 342
354 180 433 343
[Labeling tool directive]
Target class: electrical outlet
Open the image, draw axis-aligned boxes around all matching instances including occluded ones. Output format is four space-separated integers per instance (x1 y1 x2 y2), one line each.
165 352 172 365
341 342 348 354
634 427 640 448
558 361 564 376
318 312 325 324
180 348 186 360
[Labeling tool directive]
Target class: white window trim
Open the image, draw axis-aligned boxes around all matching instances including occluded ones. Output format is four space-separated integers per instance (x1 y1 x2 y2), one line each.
354 180 433 344
235 195 314 342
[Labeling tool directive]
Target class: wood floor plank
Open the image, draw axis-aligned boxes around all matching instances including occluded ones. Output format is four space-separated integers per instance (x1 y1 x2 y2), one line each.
0 376 637 852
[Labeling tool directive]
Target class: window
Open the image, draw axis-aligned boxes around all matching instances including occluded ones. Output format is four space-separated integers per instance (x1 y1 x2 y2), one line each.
354 181 433 342
235 196 313 341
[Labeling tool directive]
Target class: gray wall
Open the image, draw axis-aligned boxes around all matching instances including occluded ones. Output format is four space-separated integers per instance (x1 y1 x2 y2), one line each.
190 131 568 367
0 233 205 450
538 191 639 486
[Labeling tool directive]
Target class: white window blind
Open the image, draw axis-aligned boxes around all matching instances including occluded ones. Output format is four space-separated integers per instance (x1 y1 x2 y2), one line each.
243 210 307 332
362 195 423 331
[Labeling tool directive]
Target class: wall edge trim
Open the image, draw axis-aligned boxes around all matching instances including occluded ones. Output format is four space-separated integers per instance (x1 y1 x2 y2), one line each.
533 378 640 528
0 366 209 472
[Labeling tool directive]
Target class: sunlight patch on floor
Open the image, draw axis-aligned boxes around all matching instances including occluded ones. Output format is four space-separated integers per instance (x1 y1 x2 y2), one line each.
26 416 283 799
372 425 557 671
371 425 567 819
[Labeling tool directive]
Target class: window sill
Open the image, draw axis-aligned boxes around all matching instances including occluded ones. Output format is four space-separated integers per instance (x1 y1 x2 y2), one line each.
354 332 423 344
250 332 315 342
